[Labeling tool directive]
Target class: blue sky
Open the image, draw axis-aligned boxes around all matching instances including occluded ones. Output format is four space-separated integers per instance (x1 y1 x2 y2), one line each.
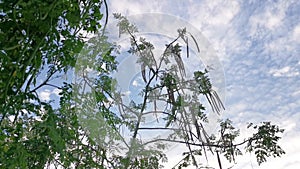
104 0 300 168
38 0 300 168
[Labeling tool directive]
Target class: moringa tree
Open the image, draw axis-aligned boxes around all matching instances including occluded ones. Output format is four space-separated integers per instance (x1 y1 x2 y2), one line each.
0 1 284 168
74 14 285 168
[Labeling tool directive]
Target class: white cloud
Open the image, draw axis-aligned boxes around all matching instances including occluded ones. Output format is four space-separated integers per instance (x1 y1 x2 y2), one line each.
185 0 241 63
52 88 61 96
122 90 131 96
292 89 300 97
132 80 138 87
108 0 165 15
248 0 289 33
204 0 240 26
39 88 62 102
40 89 51 101
292 23 300 42
247 1 300 61
269 66 299 77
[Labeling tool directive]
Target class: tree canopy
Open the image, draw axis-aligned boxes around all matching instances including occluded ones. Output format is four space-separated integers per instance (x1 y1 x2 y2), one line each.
0 1 285 168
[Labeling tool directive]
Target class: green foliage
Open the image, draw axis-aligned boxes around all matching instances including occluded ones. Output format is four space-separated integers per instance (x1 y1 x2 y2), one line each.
0 0 112 168
0 2 285 169
246 122 285 165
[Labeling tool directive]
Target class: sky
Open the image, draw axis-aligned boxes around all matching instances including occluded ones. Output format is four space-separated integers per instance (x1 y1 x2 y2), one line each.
38 0 300 168
104 0 300 168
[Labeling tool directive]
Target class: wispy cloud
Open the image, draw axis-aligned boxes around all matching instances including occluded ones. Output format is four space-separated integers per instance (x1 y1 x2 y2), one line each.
269 66 299 77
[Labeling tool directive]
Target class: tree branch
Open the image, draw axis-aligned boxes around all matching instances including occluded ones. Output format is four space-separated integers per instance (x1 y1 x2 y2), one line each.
143 138 254 149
